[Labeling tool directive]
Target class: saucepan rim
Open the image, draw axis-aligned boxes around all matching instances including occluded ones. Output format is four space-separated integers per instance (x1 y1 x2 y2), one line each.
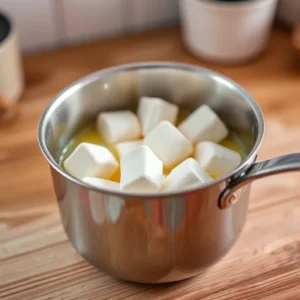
37 61 264 199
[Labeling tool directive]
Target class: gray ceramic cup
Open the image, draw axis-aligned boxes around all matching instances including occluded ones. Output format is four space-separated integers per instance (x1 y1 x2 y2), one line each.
38 62 300 283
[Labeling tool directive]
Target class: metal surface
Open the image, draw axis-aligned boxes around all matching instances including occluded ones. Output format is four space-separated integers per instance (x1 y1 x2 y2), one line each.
219 153 300 209
37 62 299 283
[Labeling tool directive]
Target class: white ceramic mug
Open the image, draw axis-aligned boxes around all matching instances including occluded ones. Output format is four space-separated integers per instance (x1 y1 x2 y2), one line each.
0 12 24 102
179 0 278 64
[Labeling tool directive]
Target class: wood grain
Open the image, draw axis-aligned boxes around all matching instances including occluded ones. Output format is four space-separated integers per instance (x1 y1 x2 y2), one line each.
1 26 300 300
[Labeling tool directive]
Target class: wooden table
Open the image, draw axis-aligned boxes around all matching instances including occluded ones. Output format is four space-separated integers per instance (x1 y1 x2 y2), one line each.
1 27 300 300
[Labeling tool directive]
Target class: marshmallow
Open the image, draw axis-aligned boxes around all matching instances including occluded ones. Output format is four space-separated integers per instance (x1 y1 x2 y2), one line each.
97 110 141 144
83 177 120 191
162 158 212 191
64 143 118 180
120 145 163 193
143 121 193 168
115 140 143 160
195 141 241 177
178 105 228 144
137 97 179 136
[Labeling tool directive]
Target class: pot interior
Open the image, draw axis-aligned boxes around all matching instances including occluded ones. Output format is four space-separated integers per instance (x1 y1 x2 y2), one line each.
40 63 263 166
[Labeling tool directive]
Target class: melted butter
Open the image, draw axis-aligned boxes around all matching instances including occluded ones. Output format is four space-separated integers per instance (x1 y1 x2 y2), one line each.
60 110 246 182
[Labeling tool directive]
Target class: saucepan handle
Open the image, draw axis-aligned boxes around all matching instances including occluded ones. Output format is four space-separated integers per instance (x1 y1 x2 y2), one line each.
219 153 300 209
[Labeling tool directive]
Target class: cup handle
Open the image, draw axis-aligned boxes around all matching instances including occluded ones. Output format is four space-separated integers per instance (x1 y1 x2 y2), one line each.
219 153 300 209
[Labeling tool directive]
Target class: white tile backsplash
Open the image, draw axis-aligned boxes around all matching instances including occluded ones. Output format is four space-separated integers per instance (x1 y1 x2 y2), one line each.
0 0 179 53
62 0 124 45
0 0 58 53
125 0 179 32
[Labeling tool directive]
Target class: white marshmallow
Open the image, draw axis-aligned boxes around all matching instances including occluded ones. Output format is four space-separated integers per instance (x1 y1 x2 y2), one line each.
178 105 228 144
162 158 212 191
195 141 241 177
143 121 193 168
120 145 163 193
97 110 141 144
64 143 118 180
115 140 143 160
137 97 179 136
83 177 120 191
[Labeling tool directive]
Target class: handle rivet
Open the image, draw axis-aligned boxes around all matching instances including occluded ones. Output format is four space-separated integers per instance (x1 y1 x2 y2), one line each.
228 194 237 205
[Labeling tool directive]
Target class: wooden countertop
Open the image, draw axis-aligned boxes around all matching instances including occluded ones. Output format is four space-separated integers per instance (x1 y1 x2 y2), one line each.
1 27 300 300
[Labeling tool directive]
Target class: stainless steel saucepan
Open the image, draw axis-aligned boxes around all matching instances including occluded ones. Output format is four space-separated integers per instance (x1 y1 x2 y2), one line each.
38 62 300 283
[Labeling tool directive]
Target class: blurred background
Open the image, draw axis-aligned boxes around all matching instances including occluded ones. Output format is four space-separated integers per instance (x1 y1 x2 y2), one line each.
0 0 299 116
0 0 297 55
0 0 179 54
